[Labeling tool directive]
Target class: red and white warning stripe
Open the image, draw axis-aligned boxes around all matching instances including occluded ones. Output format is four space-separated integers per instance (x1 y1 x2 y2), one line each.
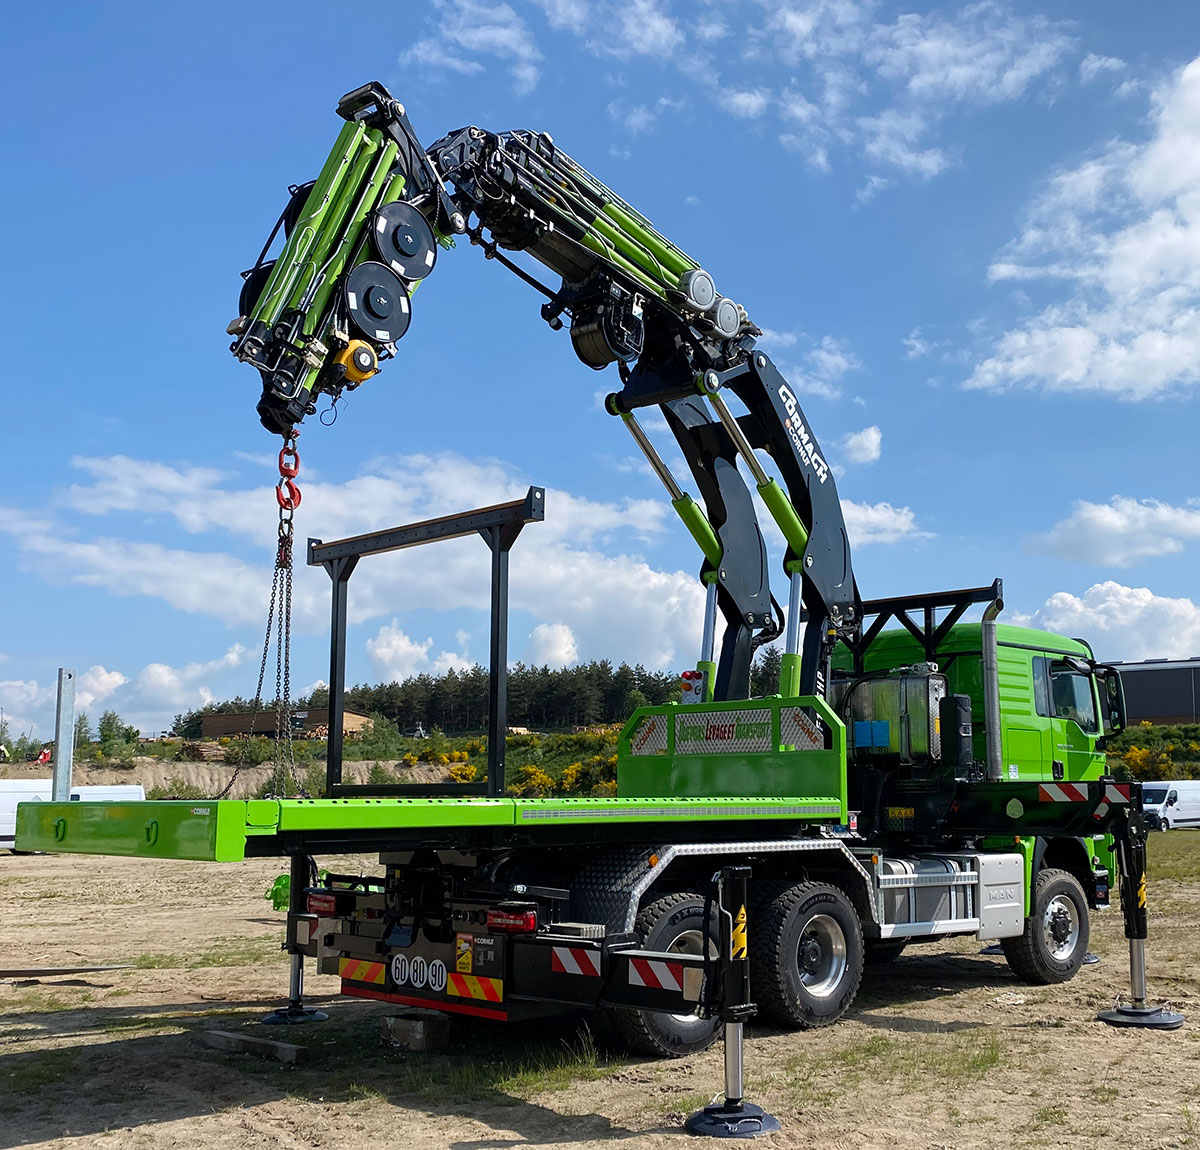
1038 782 1089 802
1091 788 1131 822
550 946 601 977
629 957 684 992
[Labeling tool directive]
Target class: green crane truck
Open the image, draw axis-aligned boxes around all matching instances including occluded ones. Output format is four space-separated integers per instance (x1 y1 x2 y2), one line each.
18 84 1181 1071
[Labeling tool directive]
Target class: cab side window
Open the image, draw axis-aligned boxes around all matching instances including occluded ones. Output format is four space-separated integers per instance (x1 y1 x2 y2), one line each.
1049 663 1099 734
1033 657 1052 717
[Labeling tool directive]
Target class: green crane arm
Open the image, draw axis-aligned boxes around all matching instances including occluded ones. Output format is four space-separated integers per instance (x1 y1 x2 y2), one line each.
227 82 860 701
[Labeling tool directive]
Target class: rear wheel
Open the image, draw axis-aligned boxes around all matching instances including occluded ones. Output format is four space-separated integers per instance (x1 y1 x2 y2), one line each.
751 881 863 1028
604 892 720 1058
1002 868 1090 985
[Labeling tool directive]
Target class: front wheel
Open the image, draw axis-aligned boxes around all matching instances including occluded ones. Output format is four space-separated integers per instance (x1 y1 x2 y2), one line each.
1002 868 1090 985
751 881 864 1028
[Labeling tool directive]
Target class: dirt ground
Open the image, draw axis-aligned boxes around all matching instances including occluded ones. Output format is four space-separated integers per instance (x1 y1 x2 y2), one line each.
2 837 1198 1150
1 759 449 799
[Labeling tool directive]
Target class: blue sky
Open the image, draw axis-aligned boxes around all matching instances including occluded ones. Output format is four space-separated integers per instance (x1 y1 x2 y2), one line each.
2 0 1199 738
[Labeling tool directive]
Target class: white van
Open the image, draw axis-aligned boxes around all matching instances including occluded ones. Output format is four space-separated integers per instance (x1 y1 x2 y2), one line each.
0 780 146 850
1142 780 1200 831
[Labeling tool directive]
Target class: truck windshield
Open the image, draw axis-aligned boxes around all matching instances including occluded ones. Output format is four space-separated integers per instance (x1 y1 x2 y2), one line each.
1143 786 1168 803
1049 666 1099 734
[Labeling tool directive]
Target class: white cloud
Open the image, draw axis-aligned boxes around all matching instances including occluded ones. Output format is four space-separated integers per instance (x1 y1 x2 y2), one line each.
136 646 249 708
6 454 710 681
1 646 251 739
526 622 578 666
864 3 1070 106
838 425 882 465
0 678 55 737
858 109 946 179
367 623 433 682
751 0 1071 186
841 499 928 546
77 666 128 709
903 326 931 358
1080 53 1125 84
532 0 587 32
1038 496 1200 567
1023 582 1200 661
721 88 771 119
403 0 540 93
607 96 683 135
778 335 861 399
968 57 1200 399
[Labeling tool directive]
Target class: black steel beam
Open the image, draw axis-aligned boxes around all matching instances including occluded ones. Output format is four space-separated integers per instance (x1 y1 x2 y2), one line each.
307 488 544 566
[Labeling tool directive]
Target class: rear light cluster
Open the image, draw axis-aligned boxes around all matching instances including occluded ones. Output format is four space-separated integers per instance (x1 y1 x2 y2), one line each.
486 906 538 933
307 891 338 916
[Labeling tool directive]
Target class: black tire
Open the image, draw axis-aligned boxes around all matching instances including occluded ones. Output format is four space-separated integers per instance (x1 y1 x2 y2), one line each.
1001 868 1090 985
605 892 721 1058
864 940 908 965
1161 818 1171 832
751 881 863 1029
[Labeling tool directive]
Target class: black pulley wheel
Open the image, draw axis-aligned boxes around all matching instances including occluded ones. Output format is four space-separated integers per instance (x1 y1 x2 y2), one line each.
343 261 411 344
370 200 437 281
239 260 275 318
282 180 316 239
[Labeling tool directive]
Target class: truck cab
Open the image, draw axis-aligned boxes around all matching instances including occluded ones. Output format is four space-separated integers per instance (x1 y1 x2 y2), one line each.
835 622 1124 785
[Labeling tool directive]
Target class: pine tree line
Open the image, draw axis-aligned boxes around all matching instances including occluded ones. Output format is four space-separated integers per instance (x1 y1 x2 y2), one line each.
173 650 783 738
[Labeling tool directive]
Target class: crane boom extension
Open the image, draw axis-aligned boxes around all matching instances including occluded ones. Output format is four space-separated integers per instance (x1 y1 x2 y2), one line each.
228 81 859 701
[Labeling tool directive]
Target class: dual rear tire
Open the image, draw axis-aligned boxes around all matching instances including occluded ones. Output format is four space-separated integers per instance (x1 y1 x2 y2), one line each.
606 881 865 1057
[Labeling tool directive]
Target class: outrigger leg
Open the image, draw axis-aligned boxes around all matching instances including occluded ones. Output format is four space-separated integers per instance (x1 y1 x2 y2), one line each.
686 867 780 1139
1098 806 1184 1030
263 852 329 1025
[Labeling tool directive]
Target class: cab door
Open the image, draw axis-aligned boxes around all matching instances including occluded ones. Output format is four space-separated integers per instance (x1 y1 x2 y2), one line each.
1048 662 1104 781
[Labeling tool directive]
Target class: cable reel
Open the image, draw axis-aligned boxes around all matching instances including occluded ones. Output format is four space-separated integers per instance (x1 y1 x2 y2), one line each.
569 282 645 369
370 200 438 281
332 340 378 386
343 260 411 344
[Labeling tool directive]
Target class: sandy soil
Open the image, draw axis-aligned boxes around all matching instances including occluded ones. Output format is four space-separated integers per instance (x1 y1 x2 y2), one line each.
2 842 1198 1150
1 759 450 799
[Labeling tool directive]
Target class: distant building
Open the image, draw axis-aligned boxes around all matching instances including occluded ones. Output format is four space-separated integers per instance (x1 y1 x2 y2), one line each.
1109 658 1200 725
200 707 372 739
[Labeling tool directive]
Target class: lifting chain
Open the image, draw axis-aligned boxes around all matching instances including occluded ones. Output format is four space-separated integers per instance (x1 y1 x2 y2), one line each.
216 430 304 801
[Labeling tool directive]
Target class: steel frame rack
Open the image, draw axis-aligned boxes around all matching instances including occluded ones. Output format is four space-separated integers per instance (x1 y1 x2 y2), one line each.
307 486 544 798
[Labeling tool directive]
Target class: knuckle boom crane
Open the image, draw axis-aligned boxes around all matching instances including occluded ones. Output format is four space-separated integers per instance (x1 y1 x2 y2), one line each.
20 81 1180 1077
229 81 857 705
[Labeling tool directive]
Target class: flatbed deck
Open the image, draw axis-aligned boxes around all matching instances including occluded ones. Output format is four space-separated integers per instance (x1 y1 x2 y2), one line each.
14 794 846 861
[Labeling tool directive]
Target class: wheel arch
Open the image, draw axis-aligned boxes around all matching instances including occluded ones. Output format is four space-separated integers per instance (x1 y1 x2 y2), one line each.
1034 836 1099 909
570 840 878 935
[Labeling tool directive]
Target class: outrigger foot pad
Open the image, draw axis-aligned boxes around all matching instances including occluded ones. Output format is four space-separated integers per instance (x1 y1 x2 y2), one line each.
261 1005 329 1025
1097 1003 1184 1030
685 1102 780 1139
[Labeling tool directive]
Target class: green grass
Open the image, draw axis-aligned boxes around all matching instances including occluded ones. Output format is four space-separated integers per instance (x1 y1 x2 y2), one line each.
126 934 284 970
782 1029 1005 1107
206 1011 619 1107
1147 831 1200 884
0 1048 81 1106
1032 1104 1069 1128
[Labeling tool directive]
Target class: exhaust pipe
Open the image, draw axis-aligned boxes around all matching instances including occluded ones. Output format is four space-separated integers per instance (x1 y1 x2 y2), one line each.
981 594 1004 781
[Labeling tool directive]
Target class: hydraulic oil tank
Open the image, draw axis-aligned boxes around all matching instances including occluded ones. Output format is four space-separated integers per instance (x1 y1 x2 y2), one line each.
831 665 947 765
